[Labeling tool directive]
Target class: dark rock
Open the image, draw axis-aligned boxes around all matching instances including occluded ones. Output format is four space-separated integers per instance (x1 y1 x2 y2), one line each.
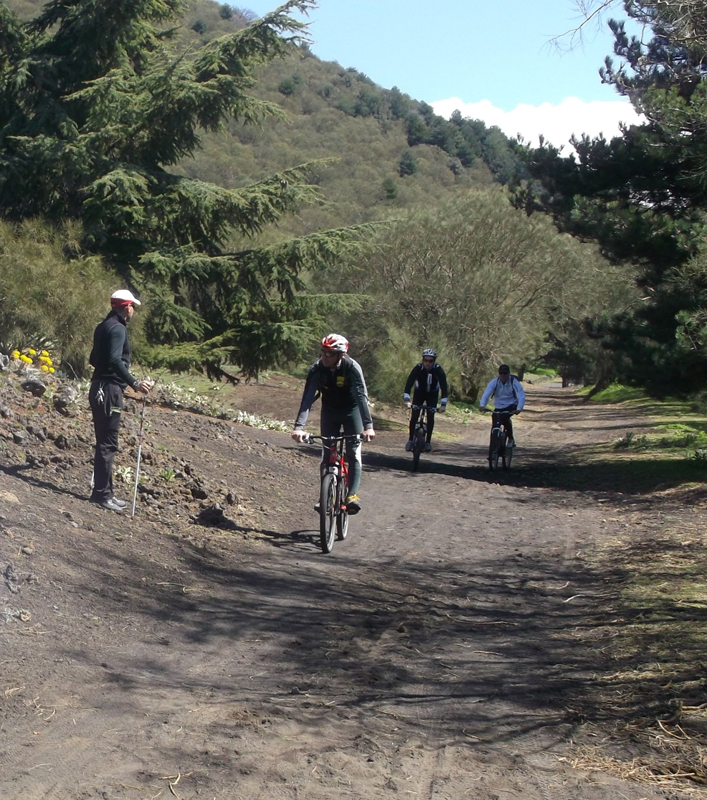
26 425 47 442
21 378 47 397
53 384 78 415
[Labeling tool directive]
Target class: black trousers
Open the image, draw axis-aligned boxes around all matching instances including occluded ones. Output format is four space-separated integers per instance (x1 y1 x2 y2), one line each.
493 404 517 440
409 391 439 441
89 381 124 501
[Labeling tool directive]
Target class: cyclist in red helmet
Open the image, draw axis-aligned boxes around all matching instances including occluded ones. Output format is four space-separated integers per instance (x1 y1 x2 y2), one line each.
292 334 375 514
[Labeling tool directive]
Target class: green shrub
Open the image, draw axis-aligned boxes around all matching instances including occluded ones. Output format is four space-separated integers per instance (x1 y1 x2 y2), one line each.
0 218 117 376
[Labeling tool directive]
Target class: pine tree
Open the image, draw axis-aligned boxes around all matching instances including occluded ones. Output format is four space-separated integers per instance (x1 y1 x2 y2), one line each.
515 0 707 393
0 0 375 378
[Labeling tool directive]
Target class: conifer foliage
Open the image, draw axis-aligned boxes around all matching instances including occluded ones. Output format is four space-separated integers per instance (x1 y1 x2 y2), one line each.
0 0 373 377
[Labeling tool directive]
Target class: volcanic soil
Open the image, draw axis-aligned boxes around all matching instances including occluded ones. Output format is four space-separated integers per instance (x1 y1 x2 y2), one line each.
0 370 703 800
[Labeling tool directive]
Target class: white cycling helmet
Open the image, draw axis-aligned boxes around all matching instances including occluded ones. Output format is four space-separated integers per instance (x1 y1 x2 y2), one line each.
321 334 349 353
422 348 437 359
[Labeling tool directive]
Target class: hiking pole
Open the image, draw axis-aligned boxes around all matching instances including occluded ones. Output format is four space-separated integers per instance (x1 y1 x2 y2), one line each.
131 394 147 518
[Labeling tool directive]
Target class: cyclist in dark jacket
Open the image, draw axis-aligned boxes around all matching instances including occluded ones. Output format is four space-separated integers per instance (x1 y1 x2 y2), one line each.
88 290 151 512
404 348 448 452
292 334 375 514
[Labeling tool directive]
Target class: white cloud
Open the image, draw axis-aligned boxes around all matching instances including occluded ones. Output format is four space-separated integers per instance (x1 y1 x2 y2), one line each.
431 96 644 150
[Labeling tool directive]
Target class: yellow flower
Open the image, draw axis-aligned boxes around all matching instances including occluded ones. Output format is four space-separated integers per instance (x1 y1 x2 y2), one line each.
20 355 31 363
12 350 20 359
41 365 49 372
49 367 55 373
28 349 36 355
41 350 49 356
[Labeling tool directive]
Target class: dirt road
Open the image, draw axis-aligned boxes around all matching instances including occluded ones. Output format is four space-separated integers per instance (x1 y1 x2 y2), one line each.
0 381 694 799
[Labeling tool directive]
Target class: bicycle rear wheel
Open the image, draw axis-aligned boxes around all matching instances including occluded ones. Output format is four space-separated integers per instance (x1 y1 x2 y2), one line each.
319 473 337 553
489 429 501 471
412 427 425 472
336 475 349 540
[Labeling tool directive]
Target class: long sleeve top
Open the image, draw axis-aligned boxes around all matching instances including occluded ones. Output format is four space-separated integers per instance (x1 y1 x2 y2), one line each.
479 375 525 411
403 363 448 400
89 310 139 390
295 355 373 430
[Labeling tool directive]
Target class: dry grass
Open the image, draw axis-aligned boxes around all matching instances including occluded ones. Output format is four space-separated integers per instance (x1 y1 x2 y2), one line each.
568 513 707 794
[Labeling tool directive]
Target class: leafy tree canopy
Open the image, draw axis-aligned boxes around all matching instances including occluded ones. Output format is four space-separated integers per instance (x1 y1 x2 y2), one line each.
0 0 377 377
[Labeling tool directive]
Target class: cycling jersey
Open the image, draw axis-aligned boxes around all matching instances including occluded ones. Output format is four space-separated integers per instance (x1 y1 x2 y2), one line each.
404 363 448 398
294 355 372 431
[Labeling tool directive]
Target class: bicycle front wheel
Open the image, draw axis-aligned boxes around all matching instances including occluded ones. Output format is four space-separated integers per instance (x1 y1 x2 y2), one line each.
319 473 337 553
336 476 349 540
503 437 513 470
412 427 425 472
489 429 501 471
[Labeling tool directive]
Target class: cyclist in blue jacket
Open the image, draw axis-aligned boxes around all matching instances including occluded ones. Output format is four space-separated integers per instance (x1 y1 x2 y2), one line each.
479 364 525 445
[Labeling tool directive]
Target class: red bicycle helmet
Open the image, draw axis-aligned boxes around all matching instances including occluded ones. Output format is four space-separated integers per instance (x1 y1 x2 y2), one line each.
321 334 349 353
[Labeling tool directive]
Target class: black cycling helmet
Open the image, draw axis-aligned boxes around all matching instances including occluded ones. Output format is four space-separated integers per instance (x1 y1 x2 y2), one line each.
498 364 510 374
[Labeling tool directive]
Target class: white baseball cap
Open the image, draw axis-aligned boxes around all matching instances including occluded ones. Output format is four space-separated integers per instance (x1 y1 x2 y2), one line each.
110 289 141 306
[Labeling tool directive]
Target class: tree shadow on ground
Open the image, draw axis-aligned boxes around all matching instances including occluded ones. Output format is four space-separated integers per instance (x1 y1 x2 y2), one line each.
62 528 707 766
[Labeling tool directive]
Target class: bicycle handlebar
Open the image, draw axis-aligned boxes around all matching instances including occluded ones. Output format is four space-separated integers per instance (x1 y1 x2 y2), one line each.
302 433 362 444
410 405 440 411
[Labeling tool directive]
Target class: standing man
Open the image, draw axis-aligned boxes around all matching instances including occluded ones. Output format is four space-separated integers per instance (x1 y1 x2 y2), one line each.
479 364 525 445
88 290 151 512
403 348 448 452
292 334 375 514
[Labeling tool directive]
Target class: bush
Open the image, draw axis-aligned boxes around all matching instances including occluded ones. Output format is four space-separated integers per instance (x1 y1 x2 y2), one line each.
0 219 118 377
278 78 297 96
366 329 422 404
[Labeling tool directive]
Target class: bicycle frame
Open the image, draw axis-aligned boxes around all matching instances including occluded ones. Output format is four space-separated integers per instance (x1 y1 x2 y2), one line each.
323 436 349 482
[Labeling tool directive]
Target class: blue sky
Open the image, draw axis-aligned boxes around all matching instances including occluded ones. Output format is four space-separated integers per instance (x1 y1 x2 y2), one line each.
240 0 643 148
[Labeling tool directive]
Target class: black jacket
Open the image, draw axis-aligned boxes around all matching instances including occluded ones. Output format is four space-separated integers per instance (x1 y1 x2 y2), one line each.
89 310 138 390
404 363 448 398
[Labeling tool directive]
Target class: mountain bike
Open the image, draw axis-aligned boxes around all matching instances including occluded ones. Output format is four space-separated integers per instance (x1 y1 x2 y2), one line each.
304 434 359 553
486 409 515 471
409 405 439 472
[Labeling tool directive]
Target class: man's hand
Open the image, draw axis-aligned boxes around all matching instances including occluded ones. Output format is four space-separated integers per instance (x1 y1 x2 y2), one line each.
291 430 308 443
361 429 375 442
135 379 152 394
439 400 447 413
405 402 412 409
479 405 488 413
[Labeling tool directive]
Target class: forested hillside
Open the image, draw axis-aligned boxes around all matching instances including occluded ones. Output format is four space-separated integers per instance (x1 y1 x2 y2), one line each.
6 0 683 402
6 0 522 240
